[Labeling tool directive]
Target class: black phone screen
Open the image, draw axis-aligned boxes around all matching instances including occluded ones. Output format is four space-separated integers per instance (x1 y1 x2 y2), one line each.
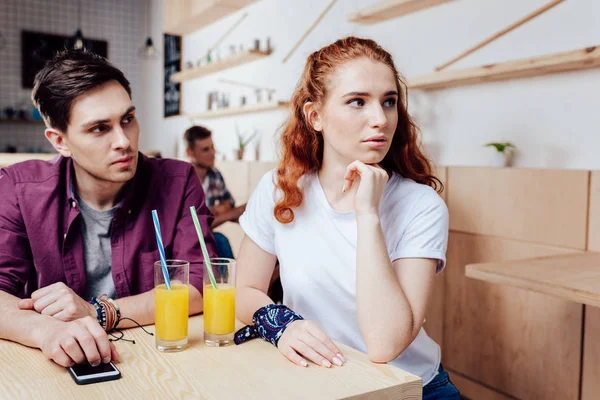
71 362 118 376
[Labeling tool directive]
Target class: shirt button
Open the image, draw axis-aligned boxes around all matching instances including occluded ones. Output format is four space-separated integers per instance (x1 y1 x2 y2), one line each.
128 210 132 214
71 200 76 208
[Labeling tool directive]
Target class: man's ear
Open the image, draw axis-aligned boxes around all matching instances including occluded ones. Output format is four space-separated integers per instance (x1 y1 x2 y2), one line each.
302 101 323 132
185 147 194 160
45 128 71 158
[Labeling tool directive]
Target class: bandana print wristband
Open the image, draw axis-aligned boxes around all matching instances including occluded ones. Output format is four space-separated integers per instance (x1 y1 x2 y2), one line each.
234 304 304 346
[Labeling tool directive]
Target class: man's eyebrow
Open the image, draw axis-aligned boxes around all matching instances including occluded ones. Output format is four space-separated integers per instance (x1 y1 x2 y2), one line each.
80 106 136 128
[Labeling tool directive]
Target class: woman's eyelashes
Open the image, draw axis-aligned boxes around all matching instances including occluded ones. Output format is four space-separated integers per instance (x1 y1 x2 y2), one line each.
347 98 365 107
346 97 397 108
383 98 396 108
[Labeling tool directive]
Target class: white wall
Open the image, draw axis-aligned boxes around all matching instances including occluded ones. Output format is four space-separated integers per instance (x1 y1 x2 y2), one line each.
142 0 600 170
0 0 146 153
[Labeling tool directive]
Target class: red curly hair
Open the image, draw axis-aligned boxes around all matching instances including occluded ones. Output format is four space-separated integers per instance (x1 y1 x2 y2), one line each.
274 36 442 224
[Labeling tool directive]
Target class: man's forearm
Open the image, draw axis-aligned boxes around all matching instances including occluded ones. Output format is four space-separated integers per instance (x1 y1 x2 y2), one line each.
211 205 245 229
0 290 51 349
114 286 203 328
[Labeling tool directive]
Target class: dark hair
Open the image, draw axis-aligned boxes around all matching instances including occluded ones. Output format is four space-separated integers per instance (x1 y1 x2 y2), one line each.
31 49 131 132
184 125 212 150
275 36 442 224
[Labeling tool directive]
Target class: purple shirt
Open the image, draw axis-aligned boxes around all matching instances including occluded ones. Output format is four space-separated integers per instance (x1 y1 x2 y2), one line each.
0 154 216 299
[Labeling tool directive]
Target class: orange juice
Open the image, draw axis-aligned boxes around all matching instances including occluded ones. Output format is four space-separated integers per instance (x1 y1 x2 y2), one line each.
203 284 236 335
155 283 189 341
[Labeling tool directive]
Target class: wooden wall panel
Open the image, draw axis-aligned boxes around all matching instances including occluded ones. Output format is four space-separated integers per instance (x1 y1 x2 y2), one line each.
444 232 582 400
434 166 447 203
213 161 277 257
447 167 589 249
587 171 600 251
248 161 277 196
446 369 513 400
582 306 600 400
215 160 250 204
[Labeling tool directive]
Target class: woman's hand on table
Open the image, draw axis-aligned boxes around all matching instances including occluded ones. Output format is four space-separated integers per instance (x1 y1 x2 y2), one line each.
17 282 96 322
277 320 345 368
36 316 119 367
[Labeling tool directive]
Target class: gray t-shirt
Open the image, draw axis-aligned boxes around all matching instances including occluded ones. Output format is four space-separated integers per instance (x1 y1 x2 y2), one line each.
75 193 117 300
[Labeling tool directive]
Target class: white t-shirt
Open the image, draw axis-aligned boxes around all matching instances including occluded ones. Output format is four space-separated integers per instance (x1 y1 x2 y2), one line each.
239 170 449 386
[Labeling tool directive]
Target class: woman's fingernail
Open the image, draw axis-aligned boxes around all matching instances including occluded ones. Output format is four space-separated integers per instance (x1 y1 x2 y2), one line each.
91 360 100 367
301 360 308 367
337 353 346 363
322 359 332 368
102 357 111 364
332 357 343 366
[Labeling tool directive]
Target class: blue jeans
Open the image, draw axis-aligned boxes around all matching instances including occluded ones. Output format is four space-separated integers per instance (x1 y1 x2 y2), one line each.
423 364 460 400
213 232 234 259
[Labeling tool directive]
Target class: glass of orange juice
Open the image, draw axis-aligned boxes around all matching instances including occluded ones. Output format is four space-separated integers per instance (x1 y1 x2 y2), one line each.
203 258 236 347
154 260 189 352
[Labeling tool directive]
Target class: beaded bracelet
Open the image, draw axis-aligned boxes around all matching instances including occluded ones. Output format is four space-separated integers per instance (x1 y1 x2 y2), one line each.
90 294 121 332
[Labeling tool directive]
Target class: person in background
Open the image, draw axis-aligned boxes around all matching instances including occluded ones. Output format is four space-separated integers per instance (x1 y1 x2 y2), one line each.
185 125 246 258
0 49 216 368
234 37 459 400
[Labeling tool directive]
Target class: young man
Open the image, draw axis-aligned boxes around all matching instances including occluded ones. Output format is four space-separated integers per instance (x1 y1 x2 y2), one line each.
184 126 246 258
0 50 216 368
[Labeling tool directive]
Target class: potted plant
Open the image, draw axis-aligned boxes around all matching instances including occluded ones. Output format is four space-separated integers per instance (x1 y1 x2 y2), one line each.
235 125 258 160
484 142 515 167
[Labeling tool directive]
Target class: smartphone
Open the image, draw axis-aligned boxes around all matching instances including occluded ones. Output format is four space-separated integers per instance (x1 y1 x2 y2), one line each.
67 361 121 385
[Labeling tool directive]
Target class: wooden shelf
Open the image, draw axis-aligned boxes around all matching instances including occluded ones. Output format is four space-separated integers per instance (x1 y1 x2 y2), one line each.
165 0 258 35
348 0 452 24
171 50 270 82
408 45 600 90
466 252 600 307
0 119 44 125
189 101 289 119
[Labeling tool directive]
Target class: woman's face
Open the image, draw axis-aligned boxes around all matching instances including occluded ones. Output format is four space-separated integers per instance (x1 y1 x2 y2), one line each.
309 57 399 167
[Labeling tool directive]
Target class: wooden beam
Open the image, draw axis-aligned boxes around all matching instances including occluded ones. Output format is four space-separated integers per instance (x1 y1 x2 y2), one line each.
218 78 275 93
436 0 566 71
348 0 452 24
282 0 337 63
409 45 600 90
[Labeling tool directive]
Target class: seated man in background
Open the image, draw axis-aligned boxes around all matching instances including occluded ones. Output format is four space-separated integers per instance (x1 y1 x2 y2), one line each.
0 49 216 368
185 125 246 258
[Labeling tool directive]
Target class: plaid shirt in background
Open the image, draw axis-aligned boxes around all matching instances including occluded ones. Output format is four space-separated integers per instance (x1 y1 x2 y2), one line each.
203 168 235 208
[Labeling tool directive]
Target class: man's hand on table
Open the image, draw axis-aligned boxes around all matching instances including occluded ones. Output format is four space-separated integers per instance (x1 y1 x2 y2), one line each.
17 282 96 322
36 316 119 367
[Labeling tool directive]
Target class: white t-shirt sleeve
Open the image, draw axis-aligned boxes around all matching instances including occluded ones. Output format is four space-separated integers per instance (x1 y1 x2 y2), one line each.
239 170 277 255
390 189 449 273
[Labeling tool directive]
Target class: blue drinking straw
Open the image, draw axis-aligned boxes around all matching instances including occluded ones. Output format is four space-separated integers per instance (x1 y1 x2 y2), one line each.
151 209 171 290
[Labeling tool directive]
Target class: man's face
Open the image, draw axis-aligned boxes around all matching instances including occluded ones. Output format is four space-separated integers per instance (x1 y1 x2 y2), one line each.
48 80 139 185
188 137 216 168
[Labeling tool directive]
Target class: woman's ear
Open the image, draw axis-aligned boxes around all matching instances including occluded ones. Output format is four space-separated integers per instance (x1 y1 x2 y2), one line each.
302 101 322 132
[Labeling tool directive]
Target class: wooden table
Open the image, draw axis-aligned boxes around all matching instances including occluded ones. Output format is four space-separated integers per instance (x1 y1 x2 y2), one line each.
0 316 422 399
0 152 57 167
466 252 600 306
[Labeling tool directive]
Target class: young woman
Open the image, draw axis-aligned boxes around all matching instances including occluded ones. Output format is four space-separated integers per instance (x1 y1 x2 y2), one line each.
234 37 459 399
